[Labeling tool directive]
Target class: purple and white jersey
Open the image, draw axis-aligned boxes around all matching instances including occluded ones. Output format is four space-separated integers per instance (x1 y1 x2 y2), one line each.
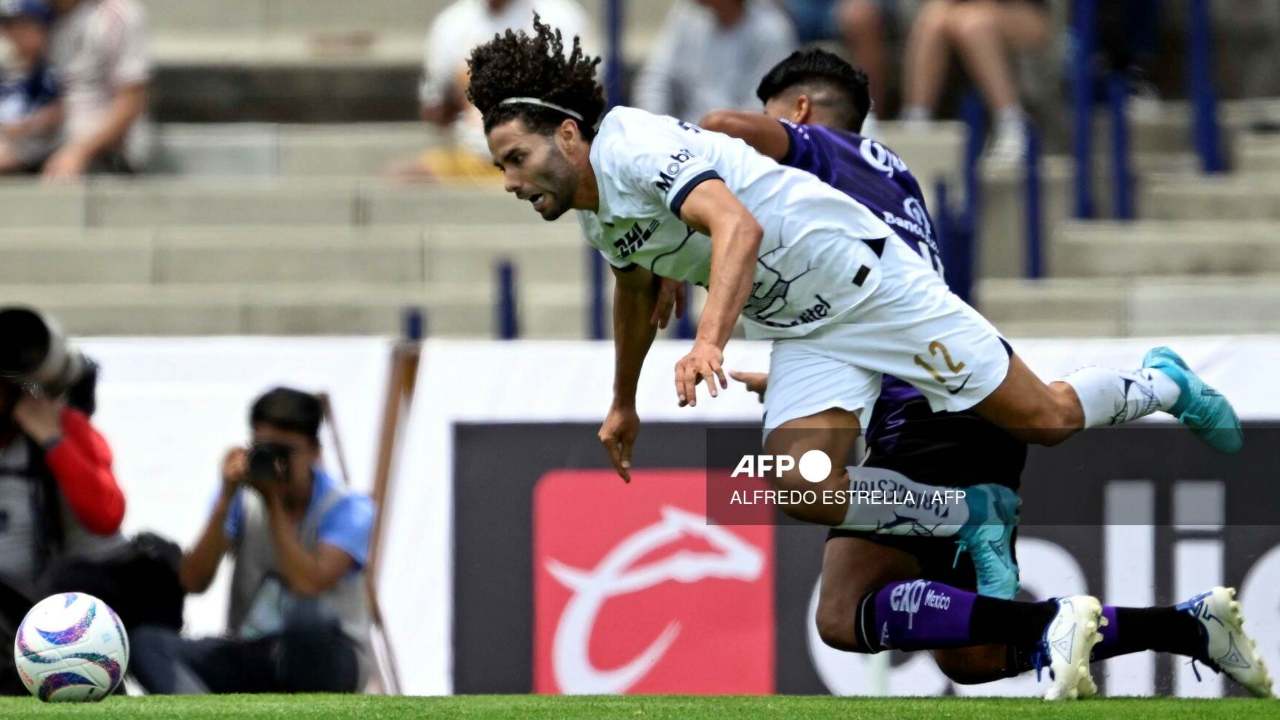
779 121 943 275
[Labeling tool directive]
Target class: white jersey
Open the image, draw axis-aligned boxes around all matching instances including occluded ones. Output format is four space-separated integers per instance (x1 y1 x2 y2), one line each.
578 107 893 338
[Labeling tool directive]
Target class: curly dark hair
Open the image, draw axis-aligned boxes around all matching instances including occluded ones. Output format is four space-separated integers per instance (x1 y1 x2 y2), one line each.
756 48 872 133
467 14 605 139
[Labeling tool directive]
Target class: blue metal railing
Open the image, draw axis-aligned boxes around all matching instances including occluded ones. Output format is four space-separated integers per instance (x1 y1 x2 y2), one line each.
402 307 425 341
1188 0 1224 173
605 0 626 108
1024 121 1044 278
497 260 518 340
588 250 606 340
1071 0 1098 219
1107 73 1135 220
1072 0 1222 223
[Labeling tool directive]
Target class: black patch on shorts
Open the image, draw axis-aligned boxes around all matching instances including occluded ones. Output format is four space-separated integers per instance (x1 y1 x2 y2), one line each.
852 265 871 287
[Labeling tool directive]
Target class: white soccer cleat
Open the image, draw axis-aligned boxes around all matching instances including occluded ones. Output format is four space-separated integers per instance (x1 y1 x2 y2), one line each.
1178 586 1275 698
1037 595 1105 701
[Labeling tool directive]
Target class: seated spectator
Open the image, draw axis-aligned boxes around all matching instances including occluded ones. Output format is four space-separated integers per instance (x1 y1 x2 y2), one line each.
130 388 376 695
0 0 61 173
784 0 891 134
44 0 150 179
403 0 593 182
0 372 127 695
901 0 1049 162
635 0 796 123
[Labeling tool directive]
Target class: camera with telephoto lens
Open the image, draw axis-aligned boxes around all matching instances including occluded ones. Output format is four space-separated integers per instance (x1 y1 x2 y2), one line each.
246 442 291 484
0 306 90 399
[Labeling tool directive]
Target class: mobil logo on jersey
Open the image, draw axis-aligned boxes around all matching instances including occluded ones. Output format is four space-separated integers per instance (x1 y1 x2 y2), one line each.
533 469 775 694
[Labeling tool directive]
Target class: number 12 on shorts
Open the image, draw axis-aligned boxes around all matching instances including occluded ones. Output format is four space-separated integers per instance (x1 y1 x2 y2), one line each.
914 341 971 395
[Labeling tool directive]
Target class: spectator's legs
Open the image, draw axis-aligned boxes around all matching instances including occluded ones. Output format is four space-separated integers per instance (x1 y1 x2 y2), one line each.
837 0 890 120
128 626 213 694
945 1 1049 161
901 0 954 124
277 618 361 693
130 626 284 694
945 1 1047 115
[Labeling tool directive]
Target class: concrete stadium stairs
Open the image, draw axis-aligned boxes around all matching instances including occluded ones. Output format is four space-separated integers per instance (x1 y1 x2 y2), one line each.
142 0 678 122
976 102 1280 337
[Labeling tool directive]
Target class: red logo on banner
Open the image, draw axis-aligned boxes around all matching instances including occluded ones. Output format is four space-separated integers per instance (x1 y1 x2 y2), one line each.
534 469 775 695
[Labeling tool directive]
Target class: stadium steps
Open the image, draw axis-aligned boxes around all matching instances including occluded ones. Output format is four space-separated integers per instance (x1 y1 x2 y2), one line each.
0 225 586 286
0 180 560 227
151 123 439 177
142 0 676 122
1050 220 1280 277
1140 173 1280 221
976 275 1280 337
145 120 1199 180
1236 133 1280 173
0 282 592 338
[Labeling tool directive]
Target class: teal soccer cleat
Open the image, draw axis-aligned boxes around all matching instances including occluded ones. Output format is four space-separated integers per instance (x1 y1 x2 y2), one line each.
1142 346 1243 454
955 484 1021 599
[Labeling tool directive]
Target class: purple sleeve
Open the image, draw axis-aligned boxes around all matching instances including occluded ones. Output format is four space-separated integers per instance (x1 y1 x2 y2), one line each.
778 120 839 185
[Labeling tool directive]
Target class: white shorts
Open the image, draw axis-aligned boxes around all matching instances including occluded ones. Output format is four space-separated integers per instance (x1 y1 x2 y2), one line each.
762 234 1011 436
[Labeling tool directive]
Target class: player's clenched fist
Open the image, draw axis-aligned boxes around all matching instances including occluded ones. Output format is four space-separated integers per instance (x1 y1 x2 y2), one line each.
598 403 640 483
676 340 728 408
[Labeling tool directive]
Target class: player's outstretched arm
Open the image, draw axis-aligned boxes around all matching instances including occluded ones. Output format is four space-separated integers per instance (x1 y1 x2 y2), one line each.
675 180 763 407
599 264 663 482
699 110 791 162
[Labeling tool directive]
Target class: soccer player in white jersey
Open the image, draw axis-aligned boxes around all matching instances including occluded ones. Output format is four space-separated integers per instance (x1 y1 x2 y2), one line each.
466 17 1242 521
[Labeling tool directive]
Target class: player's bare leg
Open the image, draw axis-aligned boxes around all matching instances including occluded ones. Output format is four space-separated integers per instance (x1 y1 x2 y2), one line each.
762 407 861 527
814 536 918 653
972 354 1085 447
763 407 1019 597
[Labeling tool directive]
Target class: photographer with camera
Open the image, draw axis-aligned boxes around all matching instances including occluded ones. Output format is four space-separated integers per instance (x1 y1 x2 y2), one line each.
0 306 128 694
130 387 375 695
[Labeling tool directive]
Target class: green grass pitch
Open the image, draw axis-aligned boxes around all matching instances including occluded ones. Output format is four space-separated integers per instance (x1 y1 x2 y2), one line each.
1 695 1276 719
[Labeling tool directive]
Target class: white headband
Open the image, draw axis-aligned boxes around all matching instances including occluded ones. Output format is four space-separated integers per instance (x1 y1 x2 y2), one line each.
499 97 585 123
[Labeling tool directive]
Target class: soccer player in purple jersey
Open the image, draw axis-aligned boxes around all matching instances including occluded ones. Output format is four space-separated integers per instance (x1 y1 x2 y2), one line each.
686 48 1272 699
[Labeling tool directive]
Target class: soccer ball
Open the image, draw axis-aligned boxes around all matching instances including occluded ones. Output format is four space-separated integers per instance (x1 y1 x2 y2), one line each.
13 592 130 702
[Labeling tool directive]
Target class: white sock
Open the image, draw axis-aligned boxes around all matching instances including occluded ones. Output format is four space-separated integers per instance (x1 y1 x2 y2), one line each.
839 465 969 537
1061 366 1182 429
995 105 1026 131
